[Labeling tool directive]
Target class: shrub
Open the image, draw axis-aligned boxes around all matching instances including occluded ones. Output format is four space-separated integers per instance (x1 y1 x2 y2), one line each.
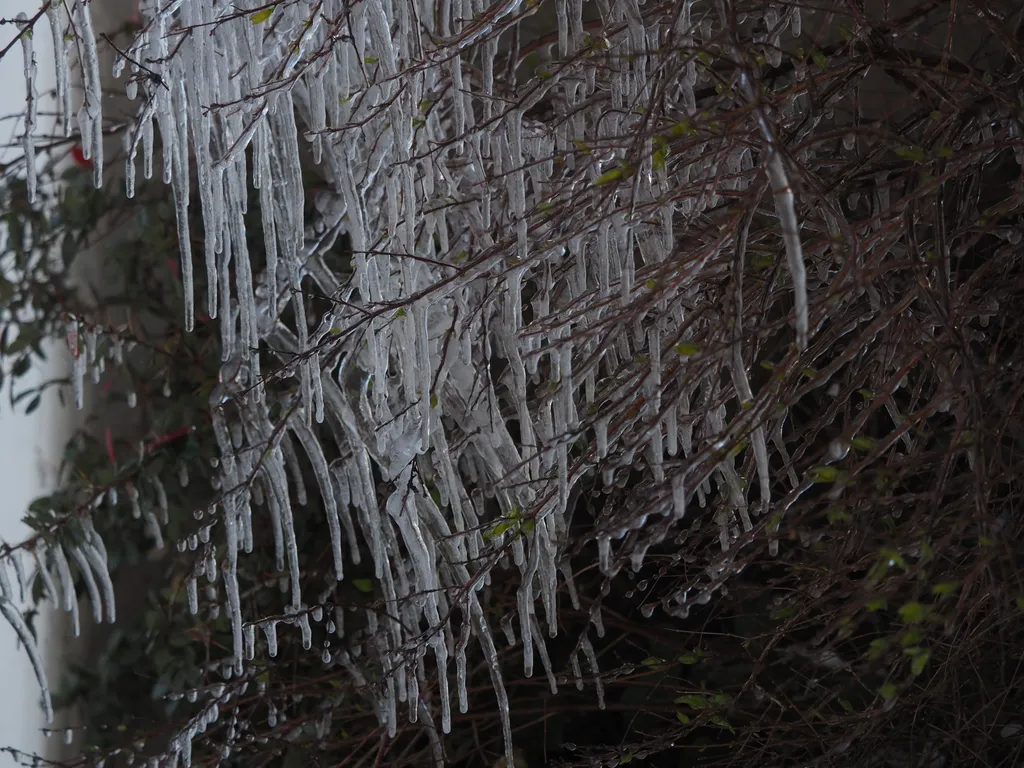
1 0 1023 766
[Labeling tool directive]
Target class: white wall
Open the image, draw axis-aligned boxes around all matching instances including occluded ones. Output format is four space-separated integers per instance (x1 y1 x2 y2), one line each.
2 2 139 762
0 4 73 764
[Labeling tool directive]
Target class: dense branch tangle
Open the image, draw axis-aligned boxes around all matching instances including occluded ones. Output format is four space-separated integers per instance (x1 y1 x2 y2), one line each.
3 0 1024 765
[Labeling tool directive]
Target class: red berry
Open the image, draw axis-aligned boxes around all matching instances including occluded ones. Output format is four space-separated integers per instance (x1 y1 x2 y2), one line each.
70 144 93 169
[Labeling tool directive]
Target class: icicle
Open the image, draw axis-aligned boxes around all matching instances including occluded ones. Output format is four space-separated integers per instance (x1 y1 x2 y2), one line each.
0 596 52 723
51 542 75 610
289 422 344 580
500 613 516 645
455 614 470 713
262 620 279 658
17 14 37 203
72 0 103 188
80 541 116 623
570 650 584 690
222 512 244 674
298 613 312 650
471 596 514 768
33 547 59 609
595 416 609 459
532 617 558 694
46 4 72 137
214 101 268 172
0 563 13 603
186 575 199 615
765 151 807 350
67 545 102 624
580 633 604 709
9 553 27 603
73 344 86 409
171 87 196 332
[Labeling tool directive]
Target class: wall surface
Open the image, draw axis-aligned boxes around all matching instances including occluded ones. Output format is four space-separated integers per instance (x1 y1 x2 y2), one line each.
0 0 1011 765
0 4 69 764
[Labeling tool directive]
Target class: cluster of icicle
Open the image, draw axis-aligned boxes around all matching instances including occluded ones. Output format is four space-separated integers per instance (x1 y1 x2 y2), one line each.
5 0 837 764
1 513 117 729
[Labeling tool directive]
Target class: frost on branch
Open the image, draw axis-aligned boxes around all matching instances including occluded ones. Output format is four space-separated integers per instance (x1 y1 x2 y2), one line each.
5 0 1022 764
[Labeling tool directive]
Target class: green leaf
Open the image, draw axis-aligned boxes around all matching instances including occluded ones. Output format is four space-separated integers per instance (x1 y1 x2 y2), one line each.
903 646 930 675
812 50 828 70
710 715 735 734
675 711 690 724
674 342 701 356
898 602 927 624
901 627 922 647
827 507 850 524
866 598 887 612
11 355 31 377
852 436 877 451
352 578 375 594
652 146 667 172
363 56 379 64
866 637 889 659
879 682 898 701
641 656 664 667
919 539 934 563
665 121 694 139
895 146 926 164
595 165 630 185
674 694 710 709
487 520 513 539
250 7 275 23
1015 595 1024 611
807 466 839 483
879 548 906 569
838 698 854 713
725 440 748 460
931 581 958 597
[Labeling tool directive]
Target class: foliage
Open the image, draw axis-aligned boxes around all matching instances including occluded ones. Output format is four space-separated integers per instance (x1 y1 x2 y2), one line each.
1 0 1024 767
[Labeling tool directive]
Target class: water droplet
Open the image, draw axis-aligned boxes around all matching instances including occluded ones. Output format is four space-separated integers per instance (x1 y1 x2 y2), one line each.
828 439 850 461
